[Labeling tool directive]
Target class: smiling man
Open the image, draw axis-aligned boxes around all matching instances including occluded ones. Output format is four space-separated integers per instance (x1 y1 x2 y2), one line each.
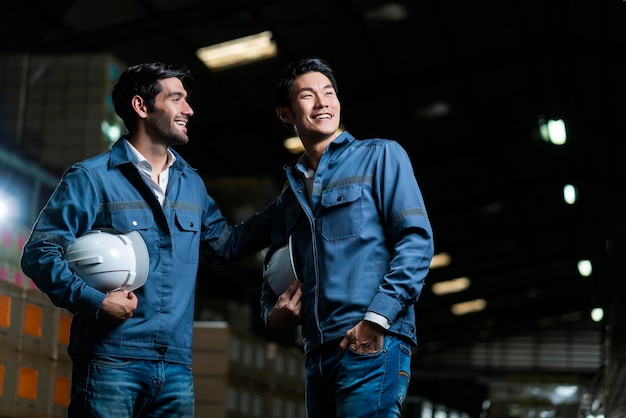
260 57 435 418
20 62 272 417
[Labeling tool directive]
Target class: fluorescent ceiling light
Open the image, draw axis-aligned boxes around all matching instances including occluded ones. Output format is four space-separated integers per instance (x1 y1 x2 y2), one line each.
196 31 278 71
431 277 470 296
430 252 451 269
451 299 486 315
283 136 304 154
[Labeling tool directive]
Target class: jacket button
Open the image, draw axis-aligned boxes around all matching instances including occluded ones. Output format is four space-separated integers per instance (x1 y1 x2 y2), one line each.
189 222 194 228
337 195 343 201
158 348 166 355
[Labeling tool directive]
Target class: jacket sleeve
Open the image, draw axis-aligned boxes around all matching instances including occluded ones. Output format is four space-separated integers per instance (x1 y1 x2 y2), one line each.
20 165 107 315
200 197 276 263
367 141 434 324
258 188 296 328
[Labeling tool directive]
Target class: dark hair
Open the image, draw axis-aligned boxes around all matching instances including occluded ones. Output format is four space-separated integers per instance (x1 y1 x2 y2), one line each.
273 57 339 109
112 62 194 133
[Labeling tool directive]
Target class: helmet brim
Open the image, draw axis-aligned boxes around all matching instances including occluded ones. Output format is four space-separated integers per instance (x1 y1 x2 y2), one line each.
123 230 149 291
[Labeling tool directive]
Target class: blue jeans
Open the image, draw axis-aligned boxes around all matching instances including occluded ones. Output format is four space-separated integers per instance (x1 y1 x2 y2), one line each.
305 334 412 418
68 356 195 418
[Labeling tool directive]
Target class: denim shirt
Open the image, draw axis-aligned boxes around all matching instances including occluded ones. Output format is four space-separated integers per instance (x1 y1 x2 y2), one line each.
21 138 271 364
260 131 434 354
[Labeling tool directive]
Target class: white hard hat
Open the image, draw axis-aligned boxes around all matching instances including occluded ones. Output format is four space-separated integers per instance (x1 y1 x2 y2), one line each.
263 235 299 295
65 229 149 292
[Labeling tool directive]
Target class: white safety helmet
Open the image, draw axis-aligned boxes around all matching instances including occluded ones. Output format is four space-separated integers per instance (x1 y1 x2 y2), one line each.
65 229 149 292
263 235 300 295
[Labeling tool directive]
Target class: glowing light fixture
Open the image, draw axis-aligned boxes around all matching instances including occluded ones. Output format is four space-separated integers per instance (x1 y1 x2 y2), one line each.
283 136 304 154
577 259 592 277
451 299 486 315
538 117 567 145
431 276 470 296
0 193 18 225
591 308 603 322
563 184 577 204
101 120 123 146
0 199 9 219
430 252 451 269
196 31 278 71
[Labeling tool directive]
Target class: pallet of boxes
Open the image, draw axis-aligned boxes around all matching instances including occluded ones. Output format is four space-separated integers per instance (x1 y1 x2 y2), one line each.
0 225 72 418
192 321 306 418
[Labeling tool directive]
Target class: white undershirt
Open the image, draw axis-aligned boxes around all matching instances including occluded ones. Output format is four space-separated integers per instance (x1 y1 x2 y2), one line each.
126 140 176 206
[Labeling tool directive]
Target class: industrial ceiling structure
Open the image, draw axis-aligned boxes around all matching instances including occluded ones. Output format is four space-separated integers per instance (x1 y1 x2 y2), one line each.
2 0 623 415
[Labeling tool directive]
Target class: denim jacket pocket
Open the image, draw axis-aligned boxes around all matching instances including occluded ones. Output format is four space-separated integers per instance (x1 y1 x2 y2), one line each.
320 183 362 240
174 210 201 263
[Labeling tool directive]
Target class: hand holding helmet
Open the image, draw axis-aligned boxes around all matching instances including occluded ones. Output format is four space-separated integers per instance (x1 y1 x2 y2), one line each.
64 229 149 292
263 235 300 296
98 289 138 325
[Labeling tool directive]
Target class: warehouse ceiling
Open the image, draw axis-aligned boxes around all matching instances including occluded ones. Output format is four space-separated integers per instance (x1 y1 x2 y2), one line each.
2 0 624 414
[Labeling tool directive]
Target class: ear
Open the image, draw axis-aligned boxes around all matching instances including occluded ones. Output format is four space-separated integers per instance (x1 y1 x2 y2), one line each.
276 106 293 124
131 95 148 119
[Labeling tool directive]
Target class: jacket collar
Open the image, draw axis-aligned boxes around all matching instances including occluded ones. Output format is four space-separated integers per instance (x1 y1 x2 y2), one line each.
108 137 191 172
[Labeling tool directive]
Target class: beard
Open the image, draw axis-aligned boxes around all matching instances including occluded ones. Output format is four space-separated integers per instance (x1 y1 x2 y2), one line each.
165 130 189 147
148 111 189 147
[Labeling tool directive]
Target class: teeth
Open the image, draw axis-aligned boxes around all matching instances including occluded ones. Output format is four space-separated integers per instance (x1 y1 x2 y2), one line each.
176 121 186 126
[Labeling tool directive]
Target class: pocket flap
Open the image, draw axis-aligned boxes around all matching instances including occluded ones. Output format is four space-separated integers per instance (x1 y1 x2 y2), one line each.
321 184 362 208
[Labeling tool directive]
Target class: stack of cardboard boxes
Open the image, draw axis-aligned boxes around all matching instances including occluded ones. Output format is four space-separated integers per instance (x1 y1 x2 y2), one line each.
0 223 306 418
193 321 305 418
0 224 72 418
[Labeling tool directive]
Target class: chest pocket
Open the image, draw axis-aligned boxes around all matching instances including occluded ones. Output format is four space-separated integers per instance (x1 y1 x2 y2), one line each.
174 210 201 263
320 184 362 240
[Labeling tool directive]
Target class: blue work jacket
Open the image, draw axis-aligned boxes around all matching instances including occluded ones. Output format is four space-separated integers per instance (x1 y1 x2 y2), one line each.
21 138 271 364
261 131 434 354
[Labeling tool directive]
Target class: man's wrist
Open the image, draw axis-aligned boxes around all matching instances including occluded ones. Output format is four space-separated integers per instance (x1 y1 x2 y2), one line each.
364 311 391 330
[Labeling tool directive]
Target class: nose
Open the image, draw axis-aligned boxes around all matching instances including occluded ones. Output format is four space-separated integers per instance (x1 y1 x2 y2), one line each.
184 100 194 116
315 94 329 108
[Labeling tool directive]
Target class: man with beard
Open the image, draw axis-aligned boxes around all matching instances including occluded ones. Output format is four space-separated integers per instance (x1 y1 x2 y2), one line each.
21 62 271 417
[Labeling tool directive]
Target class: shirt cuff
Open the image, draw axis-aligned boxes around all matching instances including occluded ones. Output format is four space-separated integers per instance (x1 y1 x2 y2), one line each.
364 311 391 330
